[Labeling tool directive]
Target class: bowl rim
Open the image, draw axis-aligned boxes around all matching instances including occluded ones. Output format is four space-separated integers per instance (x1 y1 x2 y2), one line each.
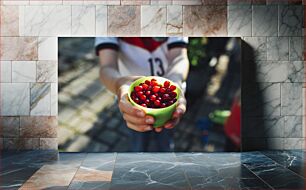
128 76 180 111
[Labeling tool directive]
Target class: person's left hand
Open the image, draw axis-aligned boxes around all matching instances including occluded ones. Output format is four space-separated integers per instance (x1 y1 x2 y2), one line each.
154 93 187 133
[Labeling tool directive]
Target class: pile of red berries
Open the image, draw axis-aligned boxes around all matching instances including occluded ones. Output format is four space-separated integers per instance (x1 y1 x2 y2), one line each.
131 78 177 108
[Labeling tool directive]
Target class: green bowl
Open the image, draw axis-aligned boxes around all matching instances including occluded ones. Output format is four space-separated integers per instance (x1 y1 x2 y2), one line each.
128 76 180 127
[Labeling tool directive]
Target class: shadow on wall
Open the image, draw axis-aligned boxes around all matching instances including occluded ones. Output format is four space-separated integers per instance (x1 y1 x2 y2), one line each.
241 40 267 151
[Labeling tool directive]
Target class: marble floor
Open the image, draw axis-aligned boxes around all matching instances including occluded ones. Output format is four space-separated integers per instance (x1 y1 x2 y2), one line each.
0 150 304 190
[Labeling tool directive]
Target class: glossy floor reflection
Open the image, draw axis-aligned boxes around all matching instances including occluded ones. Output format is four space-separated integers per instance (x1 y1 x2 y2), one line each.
0 151 304 190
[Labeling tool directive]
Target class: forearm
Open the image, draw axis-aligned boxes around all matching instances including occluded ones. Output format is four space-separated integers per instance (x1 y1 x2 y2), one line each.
99 66 122 95
164 49 190 88
99 66 141 96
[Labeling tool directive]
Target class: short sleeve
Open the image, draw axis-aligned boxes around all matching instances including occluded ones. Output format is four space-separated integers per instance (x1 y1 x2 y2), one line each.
95 37 119 55
167 37 188 50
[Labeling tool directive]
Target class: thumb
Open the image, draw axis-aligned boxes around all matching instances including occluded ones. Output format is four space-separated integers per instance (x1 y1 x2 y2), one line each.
117 84 130 100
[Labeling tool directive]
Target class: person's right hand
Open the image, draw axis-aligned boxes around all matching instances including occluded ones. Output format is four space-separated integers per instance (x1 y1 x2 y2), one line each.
117 83 155 132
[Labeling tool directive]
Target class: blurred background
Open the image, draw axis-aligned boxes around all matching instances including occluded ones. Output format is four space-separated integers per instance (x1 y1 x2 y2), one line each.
58 37 241 152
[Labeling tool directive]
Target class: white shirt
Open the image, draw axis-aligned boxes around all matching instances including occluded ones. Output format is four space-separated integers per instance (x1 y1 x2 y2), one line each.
95 37 188 77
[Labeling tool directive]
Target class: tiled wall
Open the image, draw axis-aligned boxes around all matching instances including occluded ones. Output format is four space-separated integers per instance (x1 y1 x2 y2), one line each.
0 0 304 150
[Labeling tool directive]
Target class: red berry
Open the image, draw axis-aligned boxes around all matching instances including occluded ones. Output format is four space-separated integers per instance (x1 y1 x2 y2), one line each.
145 80 151 85
150 95 157 101
164 81 170 88
141 103 147 107
140 95 146 101
137 91 144 97
135 86 143 92
131 92 136 99
157 96 162 101
154 100 161 107
134 97 140 103
151 80 158 86
145 90 151 96
161 103 166 108
160 87 166 93
167 100 174 106
170 85 176 91
162 94 170 100
152 86 160 93
142 84 148 90
170 92 177 98
145 99 150 105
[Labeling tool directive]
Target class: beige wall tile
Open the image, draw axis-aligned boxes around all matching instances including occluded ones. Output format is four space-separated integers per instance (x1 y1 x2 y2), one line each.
2 0 29 5
0 6 19 36
84 0 120 5
63 0 84 4
1 116 20 137
96 5 108 35
30 83 51 116
19 5 25 36
23 5 71 36
40 138 58 149
3 138 19 149
0 61 12 82
202 0 227 4
1 83 30 116
51 83 58 116
38 37 58 60
37 61 57 82
3 138 39 149
0 37 38 60
228 0 251 4
108 6 141 36
141 5 166 36
167 5 183 35
29 0 63 5
183 5 227 36
284 138 304 149
173 0 201 5
72 5 96 35
151 0 172 5
21 138 40 149
12 61 36 82
121 0 150 5
20 116 57 137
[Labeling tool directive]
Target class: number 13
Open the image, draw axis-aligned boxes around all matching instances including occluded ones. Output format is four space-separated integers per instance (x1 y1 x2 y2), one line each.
148 58 165 76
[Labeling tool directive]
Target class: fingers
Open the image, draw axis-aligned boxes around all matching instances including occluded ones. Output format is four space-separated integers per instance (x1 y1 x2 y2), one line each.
173 96 187 119
162 96 186 130
126 122 153 132
119 94 156 132
119 94 145 117
154 127 163 133
164 118 180 129
123 114 154 125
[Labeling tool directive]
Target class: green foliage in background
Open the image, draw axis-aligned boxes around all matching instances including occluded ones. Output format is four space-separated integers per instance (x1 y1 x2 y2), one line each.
187 37 207 67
